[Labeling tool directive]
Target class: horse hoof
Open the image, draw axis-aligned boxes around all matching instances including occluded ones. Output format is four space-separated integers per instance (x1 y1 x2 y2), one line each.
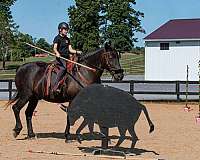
149 124 154 133
28 137 36 140
12 129 21 138
13 130 19 138
65 139 72 143
77 134 83 144
27 133 36 139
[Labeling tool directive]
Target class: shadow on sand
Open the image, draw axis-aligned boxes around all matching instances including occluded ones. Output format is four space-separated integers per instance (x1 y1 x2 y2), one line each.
16 131 159 157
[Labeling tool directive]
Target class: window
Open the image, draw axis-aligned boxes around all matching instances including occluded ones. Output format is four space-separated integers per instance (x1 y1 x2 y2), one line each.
160 43 169 50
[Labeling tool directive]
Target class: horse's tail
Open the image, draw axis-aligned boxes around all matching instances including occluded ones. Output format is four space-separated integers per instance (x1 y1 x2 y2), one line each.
4 92 19 110
141 104 154 133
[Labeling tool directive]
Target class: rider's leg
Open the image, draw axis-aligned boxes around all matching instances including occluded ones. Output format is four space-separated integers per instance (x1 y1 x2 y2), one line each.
53 58 67 92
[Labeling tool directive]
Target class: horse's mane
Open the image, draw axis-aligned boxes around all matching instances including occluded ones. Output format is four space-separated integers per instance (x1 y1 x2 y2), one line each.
80 48 104 61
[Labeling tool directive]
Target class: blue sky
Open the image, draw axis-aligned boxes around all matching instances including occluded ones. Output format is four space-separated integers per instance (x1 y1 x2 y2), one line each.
11 0 200 47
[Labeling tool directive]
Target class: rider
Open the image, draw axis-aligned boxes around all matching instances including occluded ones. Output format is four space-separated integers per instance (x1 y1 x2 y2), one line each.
53 22 82 93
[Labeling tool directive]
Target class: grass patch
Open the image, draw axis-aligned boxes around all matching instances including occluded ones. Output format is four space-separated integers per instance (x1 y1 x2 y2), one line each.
0 53 144 79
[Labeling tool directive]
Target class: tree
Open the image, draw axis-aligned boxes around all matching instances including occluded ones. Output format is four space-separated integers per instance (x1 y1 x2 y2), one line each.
14 32 36 59
0 1 51 63
36 38 51 53
0 0 18 65
68 0 101 53
101 0 145 52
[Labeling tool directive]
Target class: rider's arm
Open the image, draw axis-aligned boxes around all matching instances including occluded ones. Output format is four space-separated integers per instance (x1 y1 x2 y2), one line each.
69 44 82 54
53 43 60 58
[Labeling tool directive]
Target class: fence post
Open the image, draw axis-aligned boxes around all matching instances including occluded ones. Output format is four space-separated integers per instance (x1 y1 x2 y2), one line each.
8 80 12 100
176 81 180 102
130 80 134 96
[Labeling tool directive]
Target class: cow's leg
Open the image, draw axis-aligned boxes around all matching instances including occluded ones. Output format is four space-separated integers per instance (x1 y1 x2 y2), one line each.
99 125 109 149
64 114 71 143
75 119 88 143
12 97 29 138
115 126 127 147
25 97 38 138
128 126 138 149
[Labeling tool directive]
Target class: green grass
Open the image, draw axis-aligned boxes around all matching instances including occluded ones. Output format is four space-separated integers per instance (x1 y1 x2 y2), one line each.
103 53 144 76
0 56 55 79
120 53 144 75
1 56 54 69
0 53 144 79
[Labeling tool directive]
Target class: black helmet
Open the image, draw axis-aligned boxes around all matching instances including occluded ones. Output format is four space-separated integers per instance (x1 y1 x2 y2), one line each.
58 22 69 30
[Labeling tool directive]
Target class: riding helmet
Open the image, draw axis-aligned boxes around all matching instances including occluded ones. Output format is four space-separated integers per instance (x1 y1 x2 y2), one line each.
58 22 69 30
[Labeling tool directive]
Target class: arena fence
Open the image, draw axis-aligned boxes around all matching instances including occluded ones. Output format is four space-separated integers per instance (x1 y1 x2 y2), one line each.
0 79 199 101
102 80 199 101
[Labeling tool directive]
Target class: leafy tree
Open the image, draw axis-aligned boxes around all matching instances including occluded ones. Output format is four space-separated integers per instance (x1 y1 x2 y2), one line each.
68 0 100 53
36 38 51 53
68 0 144 53
9 32 32 60
100 0 145 52
0 0 52 63
0 0 19 68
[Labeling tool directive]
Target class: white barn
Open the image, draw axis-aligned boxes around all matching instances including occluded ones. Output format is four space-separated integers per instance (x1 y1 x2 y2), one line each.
144 19 200 81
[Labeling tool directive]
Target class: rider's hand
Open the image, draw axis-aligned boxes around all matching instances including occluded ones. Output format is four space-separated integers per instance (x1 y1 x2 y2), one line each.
76 51 82 55
56 53 60 58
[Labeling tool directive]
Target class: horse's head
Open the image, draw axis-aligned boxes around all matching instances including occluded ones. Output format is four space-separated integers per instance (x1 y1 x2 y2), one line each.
101 41 124 81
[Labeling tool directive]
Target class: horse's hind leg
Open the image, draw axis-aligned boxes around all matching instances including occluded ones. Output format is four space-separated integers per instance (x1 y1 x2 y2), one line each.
25 96 38 138
12 97 29 138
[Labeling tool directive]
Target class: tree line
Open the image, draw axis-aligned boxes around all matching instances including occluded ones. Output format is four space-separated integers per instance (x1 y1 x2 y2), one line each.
68 0 144 53
0 0 51 63
0 0 144 64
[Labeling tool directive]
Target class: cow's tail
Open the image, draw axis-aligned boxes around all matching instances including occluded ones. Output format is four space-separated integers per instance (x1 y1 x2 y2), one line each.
4 92 19 110
141 104 154 133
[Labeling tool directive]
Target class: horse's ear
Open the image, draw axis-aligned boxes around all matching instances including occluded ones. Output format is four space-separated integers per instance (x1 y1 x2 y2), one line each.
104 40 112 50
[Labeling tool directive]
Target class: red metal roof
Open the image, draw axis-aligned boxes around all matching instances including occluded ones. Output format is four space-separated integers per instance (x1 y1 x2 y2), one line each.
144 19 200 40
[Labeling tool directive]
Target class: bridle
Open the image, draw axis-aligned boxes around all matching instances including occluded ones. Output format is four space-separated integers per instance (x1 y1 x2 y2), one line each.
101 49 123 75
76 49 123 84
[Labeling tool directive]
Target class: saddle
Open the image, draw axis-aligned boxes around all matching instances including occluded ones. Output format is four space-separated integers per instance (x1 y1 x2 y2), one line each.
44 56 78 96
45 63 59 96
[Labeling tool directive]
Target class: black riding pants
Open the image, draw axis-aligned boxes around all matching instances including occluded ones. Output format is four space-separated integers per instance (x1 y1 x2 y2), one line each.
55 57 67 82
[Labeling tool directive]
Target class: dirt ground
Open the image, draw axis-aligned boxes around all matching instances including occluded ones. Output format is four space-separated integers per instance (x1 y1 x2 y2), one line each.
0 100 200 160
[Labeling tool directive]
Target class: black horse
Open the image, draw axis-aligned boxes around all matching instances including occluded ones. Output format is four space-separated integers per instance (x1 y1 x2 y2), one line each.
5 42 124 139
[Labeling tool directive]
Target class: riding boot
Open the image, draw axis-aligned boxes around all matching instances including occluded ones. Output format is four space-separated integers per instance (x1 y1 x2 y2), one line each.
53 68 65 94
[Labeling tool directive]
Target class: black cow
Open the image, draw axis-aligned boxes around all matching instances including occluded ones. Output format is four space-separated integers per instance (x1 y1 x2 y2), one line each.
66 84 154 149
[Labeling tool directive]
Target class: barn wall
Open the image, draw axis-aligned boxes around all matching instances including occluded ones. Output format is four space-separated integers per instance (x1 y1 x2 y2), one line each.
145 40 200 81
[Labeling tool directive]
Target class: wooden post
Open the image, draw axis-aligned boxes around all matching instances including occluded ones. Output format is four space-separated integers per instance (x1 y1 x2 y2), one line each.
130 80 134 96
176 81 180 102
185 65 189 108
8 80 12 100
199 61 200 116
